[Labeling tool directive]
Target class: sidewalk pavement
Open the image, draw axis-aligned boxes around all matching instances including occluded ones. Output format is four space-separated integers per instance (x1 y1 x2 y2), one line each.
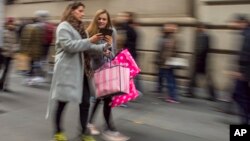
0 73 239 141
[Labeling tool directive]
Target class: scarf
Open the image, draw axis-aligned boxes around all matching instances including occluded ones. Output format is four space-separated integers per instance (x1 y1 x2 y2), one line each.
67 16 93 77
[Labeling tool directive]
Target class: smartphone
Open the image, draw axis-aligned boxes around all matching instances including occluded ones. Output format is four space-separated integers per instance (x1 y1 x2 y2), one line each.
99 28 113 36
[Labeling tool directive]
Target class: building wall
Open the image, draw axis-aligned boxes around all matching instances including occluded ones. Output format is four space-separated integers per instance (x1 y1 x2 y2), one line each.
4 0 196 83
0 0 4 47
6 0 250 91
196 0 250 90
6 0 192 19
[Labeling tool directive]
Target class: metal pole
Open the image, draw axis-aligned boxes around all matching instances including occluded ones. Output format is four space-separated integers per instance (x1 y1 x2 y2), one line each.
0 0 4 48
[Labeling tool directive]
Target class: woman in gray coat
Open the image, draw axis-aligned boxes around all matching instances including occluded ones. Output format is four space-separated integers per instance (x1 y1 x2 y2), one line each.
48 2 111 141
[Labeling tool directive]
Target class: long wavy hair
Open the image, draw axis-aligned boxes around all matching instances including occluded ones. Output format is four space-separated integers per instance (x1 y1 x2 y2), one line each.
86 9 113 37
61 2 93 77
61 2 85 22
61 2 87 39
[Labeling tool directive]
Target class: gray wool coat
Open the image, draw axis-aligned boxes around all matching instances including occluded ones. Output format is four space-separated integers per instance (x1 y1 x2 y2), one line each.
46 21 106 118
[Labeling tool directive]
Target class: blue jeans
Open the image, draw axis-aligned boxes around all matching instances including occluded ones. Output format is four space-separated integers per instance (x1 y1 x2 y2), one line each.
159 68 177 100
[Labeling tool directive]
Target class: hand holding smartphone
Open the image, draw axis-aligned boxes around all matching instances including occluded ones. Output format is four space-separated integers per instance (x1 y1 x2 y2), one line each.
99 28 113 36
89 33 104 43
104 35 113 46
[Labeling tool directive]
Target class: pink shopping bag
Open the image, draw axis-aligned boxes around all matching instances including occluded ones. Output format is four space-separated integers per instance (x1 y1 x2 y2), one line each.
111 80 139 107
111 49 141 107
94 65 130 98
113 49 140 78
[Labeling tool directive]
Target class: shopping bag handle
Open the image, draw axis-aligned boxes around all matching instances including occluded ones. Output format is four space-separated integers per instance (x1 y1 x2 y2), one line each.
95 64 128 72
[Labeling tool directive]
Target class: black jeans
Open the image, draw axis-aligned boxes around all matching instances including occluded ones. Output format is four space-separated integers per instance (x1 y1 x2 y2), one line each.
89 96 116 131
54 75 91 134
233 80 250 125
0 57 12 89
239 103 250 125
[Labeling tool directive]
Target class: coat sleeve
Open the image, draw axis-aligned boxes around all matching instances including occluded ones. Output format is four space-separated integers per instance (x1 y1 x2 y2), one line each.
57 26 105 53
111 27 118 55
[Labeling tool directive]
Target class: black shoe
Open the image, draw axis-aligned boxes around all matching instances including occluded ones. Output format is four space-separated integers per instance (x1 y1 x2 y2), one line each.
3 88 12 93
207 97 216 101
151 90 162 93
183 93 196 98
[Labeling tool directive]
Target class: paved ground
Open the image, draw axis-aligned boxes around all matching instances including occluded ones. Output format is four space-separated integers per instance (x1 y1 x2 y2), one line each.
0 72 239 141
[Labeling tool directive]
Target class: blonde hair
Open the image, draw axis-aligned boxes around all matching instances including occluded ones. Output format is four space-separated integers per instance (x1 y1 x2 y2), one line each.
86 9 112 37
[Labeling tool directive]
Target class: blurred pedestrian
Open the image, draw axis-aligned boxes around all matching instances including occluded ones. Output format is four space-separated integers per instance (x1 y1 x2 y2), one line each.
20 10 54 85
16 18 31 42
186 22 217 101
0 17 18 92
46 2 111 141
231 15 250 125
156 23 179 103
115 12 143 106
117 12 138 60
154 26 168 94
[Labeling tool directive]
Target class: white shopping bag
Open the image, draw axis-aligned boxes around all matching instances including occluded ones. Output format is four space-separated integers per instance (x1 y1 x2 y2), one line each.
165 57 189 68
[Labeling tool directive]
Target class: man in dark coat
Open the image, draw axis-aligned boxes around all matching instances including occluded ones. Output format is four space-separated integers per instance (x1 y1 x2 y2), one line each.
115 12 142 106
186 23 216 101
123 19 138 60
232 15 250 125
